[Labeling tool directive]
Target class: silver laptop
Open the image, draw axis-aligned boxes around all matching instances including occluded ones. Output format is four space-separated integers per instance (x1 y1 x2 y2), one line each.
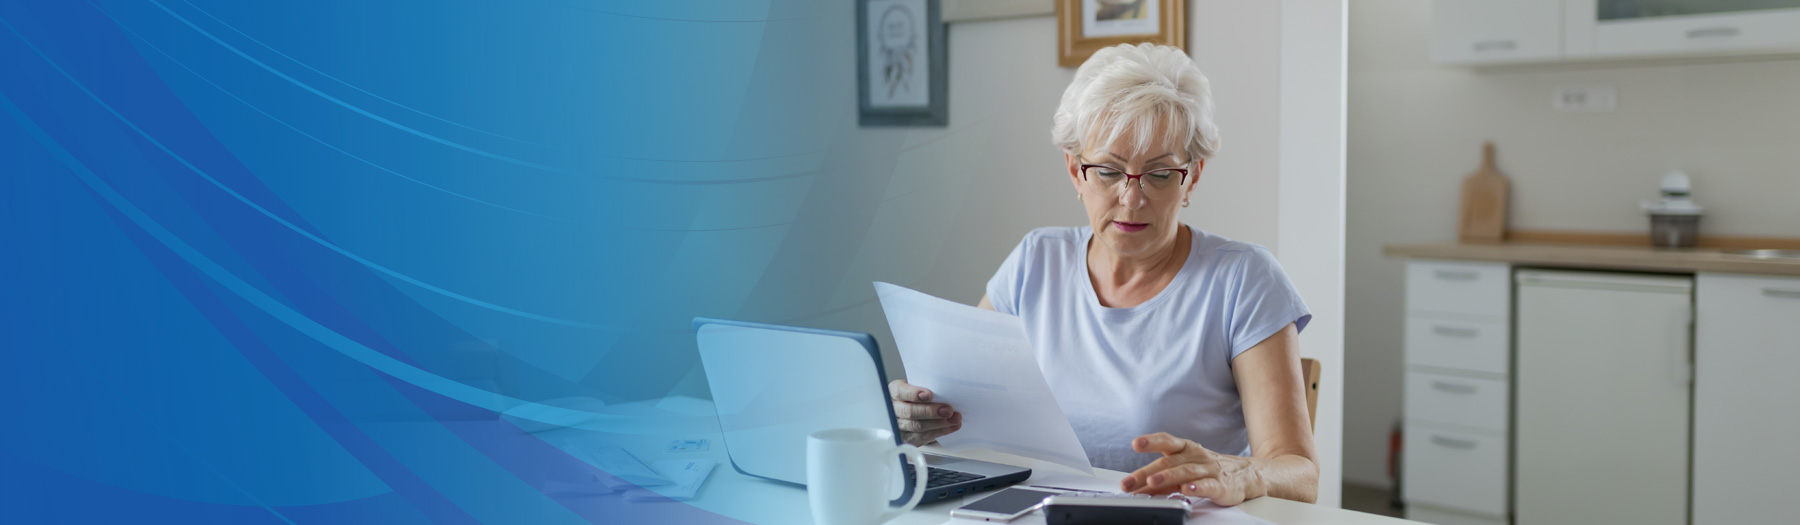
693 317 1031 503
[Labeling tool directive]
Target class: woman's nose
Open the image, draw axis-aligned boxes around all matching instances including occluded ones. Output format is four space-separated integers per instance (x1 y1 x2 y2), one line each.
1118 180 1149 209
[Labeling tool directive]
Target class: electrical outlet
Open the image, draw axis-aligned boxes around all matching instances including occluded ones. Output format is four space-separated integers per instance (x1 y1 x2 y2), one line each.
1554 85 1617 112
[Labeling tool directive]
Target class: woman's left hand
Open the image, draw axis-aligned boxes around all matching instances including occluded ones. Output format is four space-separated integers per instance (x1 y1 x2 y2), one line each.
1119 432 1259 506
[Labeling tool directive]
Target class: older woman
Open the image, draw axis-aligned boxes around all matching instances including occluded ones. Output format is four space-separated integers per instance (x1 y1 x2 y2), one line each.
888 43 1318 505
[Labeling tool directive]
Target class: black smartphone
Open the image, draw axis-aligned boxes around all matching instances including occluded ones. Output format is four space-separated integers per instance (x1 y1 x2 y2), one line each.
948 487 1060 521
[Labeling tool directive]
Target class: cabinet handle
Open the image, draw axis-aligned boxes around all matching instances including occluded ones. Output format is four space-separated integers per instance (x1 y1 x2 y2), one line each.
1765 289 1800 300
1671 305 1694 386
1471 39 1518 52
1431 325 1479 338
1686 27 1741 39
1433 270 1479 281
1431 381 1478 394
1430 435 1478 449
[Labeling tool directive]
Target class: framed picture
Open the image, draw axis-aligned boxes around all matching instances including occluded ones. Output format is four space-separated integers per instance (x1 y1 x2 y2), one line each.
1057 0 1186 67
858 0 948 127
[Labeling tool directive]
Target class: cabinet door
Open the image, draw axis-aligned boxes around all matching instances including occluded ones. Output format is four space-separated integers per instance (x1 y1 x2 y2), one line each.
1403 423 1509 518
1566 0 1800 58
1514 271 1692 525
1693 273 1800 524
1432 0 1563 64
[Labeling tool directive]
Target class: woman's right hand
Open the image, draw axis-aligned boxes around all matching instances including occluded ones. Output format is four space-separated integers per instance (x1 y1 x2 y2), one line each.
888 379 962 446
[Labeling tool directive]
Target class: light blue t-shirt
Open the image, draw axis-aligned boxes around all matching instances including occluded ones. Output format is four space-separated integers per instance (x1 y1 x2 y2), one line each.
985 225 1311 472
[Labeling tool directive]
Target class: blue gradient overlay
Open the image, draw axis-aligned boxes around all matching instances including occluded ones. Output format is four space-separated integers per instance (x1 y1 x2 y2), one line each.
0 0 919 522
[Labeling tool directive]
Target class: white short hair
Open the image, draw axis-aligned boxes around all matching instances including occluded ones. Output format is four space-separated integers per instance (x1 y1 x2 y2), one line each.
1052 43 1220 161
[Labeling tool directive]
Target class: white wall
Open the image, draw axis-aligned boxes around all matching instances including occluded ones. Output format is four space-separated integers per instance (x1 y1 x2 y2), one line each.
812 2 1348 507
1276 0 1348 510
1342 0 1800 487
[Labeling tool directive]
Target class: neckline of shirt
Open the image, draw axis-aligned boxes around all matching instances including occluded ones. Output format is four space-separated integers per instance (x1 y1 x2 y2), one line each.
1073 224 1203 316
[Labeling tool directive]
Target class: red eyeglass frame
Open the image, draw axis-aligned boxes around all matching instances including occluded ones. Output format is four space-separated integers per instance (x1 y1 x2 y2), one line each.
1078 164 1191 191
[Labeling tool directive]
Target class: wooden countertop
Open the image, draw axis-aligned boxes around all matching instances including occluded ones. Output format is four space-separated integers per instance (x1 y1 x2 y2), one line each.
1384 242 1800 277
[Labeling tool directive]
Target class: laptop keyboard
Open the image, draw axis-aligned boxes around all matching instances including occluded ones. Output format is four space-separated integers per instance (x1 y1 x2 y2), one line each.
924 467 983 488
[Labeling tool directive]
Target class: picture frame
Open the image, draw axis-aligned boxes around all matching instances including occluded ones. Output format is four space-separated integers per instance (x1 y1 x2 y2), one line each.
1057 0 1186 68
858 0 948 127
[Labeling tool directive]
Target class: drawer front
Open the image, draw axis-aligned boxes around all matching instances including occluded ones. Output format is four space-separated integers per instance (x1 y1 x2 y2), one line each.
1593 8 1800 57
1405 316 1510 374
1431 0 1563 64
1406 261 1510 318
1403 424 1508 518
1406 372 1508 431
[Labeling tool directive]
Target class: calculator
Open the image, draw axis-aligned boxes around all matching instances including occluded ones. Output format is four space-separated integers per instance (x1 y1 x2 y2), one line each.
1041 492 1194 525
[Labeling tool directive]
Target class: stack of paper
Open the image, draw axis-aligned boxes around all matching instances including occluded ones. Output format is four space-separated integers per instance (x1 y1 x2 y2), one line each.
874 282 1092 474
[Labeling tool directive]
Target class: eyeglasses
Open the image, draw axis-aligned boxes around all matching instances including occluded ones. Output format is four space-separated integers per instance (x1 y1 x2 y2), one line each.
1078 161 1190 198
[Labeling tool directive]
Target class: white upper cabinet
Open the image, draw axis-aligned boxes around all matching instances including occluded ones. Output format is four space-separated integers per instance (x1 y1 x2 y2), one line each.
1432 0 1565 64
1566 0 1800 58
1434 0 1800 65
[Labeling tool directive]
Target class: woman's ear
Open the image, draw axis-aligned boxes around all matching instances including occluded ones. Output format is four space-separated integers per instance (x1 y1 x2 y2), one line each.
1184 158 1205 201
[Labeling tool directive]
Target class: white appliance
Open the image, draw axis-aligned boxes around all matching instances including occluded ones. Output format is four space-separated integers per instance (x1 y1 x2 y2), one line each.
1513 270 1692 525
1693 273 1800 523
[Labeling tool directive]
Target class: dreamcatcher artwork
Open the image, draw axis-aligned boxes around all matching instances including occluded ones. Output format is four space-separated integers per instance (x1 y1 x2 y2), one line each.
859 0 944 126
878 4 917 102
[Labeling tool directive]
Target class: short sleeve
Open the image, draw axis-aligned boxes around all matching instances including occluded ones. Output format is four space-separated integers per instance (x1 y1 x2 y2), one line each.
1227 246 1312 359
984 235 1031 316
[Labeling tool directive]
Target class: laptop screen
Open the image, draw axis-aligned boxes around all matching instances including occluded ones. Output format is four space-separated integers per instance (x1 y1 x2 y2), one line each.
695 321 896 485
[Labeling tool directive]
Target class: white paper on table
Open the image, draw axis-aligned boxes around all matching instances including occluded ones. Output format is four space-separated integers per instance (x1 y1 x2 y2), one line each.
622 459 716 501
874 282 1092 474
561 441 671 489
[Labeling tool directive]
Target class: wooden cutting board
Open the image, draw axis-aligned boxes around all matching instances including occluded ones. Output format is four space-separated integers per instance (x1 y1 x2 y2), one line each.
1459 142 1510 244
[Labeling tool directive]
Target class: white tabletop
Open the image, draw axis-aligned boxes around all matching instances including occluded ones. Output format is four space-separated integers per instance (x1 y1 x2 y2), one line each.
520 396 1418 525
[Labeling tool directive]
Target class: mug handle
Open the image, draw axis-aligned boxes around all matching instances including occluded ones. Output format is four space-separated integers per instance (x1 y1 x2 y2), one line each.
879 444 930 523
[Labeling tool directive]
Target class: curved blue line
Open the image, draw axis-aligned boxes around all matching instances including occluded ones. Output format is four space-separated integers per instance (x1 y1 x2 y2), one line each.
142 0 561 173
176 0 551 149
0 92 615 425
0 16 607 331
93 5 568 222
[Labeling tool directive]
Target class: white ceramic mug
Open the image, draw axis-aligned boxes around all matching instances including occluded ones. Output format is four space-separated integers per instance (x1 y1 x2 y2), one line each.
807 428 929 525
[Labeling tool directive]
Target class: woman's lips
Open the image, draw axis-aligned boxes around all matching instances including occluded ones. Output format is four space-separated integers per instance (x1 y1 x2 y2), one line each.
1112 221 1149 232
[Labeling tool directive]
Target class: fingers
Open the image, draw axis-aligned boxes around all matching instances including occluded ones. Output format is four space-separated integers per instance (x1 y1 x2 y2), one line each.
897 411 962 432
889 379 957 446
1121 456 1183 490
901 415 963 446
1121 434 1217 493
888 379 934 403
1132 432 1191 455
892 399 954 420
1135 463 1218 494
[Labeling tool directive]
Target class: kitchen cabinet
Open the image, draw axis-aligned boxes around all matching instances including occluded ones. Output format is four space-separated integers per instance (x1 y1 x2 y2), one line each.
1389 243 1800 525
1431 0 1800 65
1565 0 1800 59
1402 260 1510 525
1692 273 1800 524
1431 0 1564 64
1513 271 1692 525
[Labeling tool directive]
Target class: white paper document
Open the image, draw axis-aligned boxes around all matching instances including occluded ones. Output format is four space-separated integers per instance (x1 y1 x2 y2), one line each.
622 459 716 501
874 282 1092 473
